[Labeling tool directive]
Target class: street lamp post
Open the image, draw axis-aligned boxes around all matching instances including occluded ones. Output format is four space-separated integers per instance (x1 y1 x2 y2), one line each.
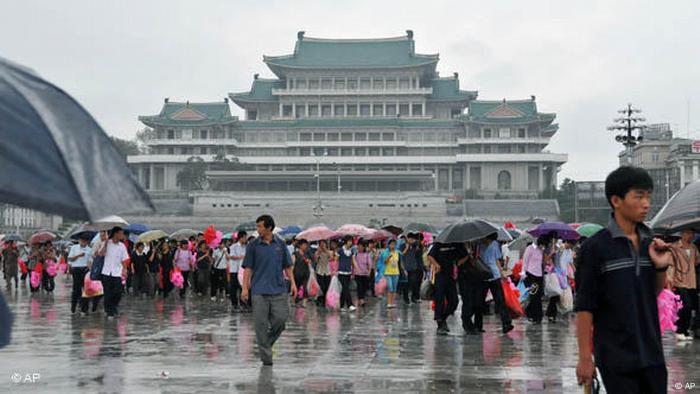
608 104 646 164
311 149 327 218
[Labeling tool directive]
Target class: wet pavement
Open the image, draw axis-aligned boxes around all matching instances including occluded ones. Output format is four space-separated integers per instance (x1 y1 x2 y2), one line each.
1 276 699 393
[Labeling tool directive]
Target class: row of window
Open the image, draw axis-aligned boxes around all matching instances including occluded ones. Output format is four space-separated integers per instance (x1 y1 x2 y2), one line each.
287 76 420 91
278 102 424 118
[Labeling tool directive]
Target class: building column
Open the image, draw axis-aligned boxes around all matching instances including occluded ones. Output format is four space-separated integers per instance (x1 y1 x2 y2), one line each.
149 164 154 191
448 167 453 192
680 163 686 186
344 102 348 117
383 102 386 117
693 162 699 181
292 103 296 118
370 100 374 116
409 101 413 117
421 102 425 117
539 164 544 191
434 166 439 191
279 102 283 117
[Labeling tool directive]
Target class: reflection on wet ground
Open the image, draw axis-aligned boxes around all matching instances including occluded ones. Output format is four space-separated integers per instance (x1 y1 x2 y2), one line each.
1 277 699 393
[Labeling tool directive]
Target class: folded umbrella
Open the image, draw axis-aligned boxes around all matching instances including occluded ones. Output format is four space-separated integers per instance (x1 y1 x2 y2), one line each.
29 230 56 245
170 229 197 241
527 222 580 241
435 219 498 244
138 230 168 244
0 56 153 221
84 215 129 232
651 180 700 233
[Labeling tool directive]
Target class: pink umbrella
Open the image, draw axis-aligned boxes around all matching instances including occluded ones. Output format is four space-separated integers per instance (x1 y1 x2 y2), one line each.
29 231 56 245
336 224 370 237
297 226 338 242
362 229 393 240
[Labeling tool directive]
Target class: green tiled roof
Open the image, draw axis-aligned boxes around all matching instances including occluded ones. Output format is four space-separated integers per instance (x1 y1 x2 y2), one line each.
229 78 284 103
464 99 556 124
263 33 438 73
429 78 477 102
139 101 236 127
238 118 462 129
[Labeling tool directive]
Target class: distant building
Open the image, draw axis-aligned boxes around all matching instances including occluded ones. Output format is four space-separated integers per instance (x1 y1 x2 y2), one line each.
573 181 609 225
0 204 63 236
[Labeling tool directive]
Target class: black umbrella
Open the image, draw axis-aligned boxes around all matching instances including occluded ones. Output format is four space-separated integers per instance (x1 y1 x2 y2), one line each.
651 180 700 233
435 219 498 244
381 225 403 236
0 56 154 221
3 234 23 242
69 226 97 241
404 222 435 234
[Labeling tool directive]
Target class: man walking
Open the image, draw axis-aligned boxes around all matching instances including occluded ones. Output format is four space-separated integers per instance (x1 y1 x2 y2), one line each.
67 234 92 315
241 215 296 366
428 242 467 335
401 233 424 304
229 231 248 312
101 227 129 319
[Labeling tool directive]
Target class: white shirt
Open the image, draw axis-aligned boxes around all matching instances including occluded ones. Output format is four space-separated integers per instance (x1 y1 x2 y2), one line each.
212 248 228 270
102 241 129 277
229 242 246 273
68 244 92 268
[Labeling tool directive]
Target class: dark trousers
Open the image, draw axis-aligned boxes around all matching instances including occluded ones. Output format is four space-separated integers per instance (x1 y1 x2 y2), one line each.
211 269 227 298
317 275 331 305
294 272 309 302
102 275 123 317
369 269 376 296
162 269 173 298
403 270 423 303
525 274 544 322
474 279 512 330
195 268 210 295
599 364 667 394
546 296 560 319
70 267 89 313
458 276 478 330
355 275 370 301
180 271 190 297
132 272 149 296
41 273 55 292
433 273 458 322
338 274 354 308
229 273 240 308
675 287 695 335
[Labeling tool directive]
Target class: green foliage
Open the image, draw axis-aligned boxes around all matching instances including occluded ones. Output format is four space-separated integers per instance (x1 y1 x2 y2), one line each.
176 156 207 191
109 136 139 158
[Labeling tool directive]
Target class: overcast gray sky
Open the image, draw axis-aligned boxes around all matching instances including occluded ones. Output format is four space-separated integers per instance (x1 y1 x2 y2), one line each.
2 0 699 182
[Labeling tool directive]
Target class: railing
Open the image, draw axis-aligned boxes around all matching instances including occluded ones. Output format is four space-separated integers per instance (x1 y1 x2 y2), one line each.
271 87 433 96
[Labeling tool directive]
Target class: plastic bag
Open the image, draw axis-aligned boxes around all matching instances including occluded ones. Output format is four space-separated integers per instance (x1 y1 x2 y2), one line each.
544 273 563 298
45 260 57 277
325 275 341 309
18 258 27 274
658 288 682 333
419 276 434 300
237 267 245 285
82 272 104 298
559 287 573 313
170 268 184 289
30 271 41 288
502 278 524 318
374 276 387 296
307 271 321 298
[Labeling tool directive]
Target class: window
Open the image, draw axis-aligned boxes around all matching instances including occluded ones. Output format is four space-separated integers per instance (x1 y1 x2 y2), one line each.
483 128 492 138
518 128 526 138
334 105 344 117
341 133 353 141
528 166 540 190
341 148 353 156
300 133 312 142
438 169 449 190
327 133 339 142
355 147 367 156
399 104 410 116
360 104 371 116
360 78 371 90
199 147 208 154
369 147 380 156
369 133 380 142
309 79 319 90
321 79 332 90
453 169 463 191
335 79 345 90
167 147 174 155
497 170 512 190
386 79 397 90
308 105 319 117
327 148 338 156
296 79 307 89
167 129 175 139
355 132 367 141
300 148 311 156
484 145 491 153
399 78 410 89
382 147 394 156
247 109 258 120
412 104 423 116
295 103 305 118
373 78 384 90
282 105 293 117
386 104 397 116
347 104 358 116
373 104 383 116
499 128 511 138
321 105 332 117
470 167 481 189
497 145 511 153
313 133 325 142
518 145 526 153
347 79 357 90
382 132 395 141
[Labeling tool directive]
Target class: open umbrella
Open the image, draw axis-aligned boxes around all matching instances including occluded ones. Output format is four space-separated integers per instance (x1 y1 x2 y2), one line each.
508 232 535 252
381 225 403 236
497 227 514 242
69 225 97 241
506 228 522 239
138 230 169 244
280 225 303 237
435 219 498 244
527 222 580 241
222 232 234 240
576 223 604 238
3 234 22 242
297 226 338 242
404 222 435 234
0 56 153 221
170 229 197 241
125 223 150 235
651 180 700 233
236 221 257 232
84 215 129 232
29 230 56 245
336 224 370 237
362 228 393 241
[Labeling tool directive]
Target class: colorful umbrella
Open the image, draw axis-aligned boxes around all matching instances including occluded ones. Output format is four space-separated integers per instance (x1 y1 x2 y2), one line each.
297 226 338 242
84 215 129 232
576 223 604 238
29 231 56 245
336 224 370 237
125 223 150 235
138 230 169 244
527 222 580 241
170 229 197 241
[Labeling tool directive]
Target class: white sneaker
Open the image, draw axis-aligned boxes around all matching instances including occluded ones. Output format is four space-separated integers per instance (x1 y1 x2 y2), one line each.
210 297 216 301
340 308 347 312
348 306 357 311
676 333 691 341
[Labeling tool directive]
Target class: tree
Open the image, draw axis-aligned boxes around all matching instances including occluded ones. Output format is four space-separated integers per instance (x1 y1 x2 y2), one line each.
556 178 576 223
210 153 254 171
135 127 155 154
109 136 139 158
176 156 207 191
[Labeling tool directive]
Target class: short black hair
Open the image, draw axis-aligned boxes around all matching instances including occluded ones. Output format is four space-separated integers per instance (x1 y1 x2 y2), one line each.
343 235 353 243
179 240 188 246
297 239 309 246
109 226 123 238
237 230 247 239
256 215 275 230
605 166 653 209
135 242 144 249
189 236 196 241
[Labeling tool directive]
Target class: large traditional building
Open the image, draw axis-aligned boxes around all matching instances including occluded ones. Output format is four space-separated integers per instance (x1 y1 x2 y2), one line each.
128 31 566 203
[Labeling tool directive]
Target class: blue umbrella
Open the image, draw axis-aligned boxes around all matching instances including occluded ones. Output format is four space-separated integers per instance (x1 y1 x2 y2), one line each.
527 222 580 241
0 56 154 221
280 225 302 236
125 223 150 235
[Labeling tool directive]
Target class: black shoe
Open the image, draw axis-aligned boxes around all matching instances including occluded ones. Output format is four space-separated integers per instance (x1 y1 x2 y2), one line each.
502 324 514 334
262 360 273 366
548 317 555 323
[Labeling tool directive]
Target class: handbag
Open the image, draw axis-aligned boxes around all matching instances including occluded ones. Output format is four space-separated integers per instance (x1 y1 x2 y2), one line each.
463 256 492 281
90 255 104 280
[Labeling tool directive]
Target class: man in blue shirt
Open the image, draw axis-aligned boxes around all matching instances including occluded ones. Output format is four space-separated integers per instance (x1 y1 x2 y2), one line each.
241 215 296 366
474 232 514 334
575 167 672 393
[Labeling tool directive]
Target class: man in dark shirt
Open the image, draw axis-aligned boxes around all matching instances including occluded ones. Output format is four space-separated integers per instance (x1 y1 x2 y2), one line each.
241 215 296 367
575 166 672 393
402 233 424 304
428 242 467 335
